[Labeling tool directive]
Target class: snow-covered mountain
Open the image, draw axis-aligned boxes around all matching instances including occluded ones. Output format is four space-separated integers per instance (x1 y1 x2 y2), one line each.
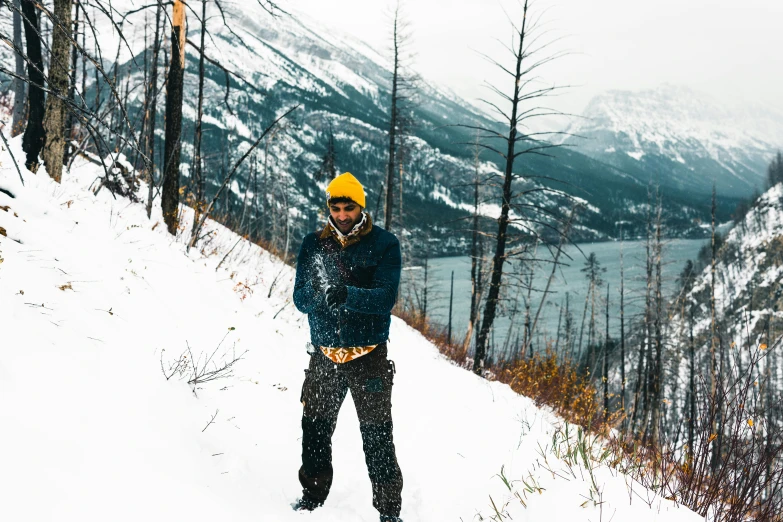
686 182 783 345
96 3 731 245
1 3 746 248
565 85 782 198
0 132 700 521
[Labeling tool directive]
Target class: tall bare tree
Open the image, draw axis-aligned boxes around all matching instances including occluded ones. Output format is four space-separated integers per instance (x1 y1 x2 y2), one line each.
11 0 26 137
469 0 570 373
603 282 610 422
383 3 401 231
382 1 415 231
650 196 664 445
619 232 627 430
145 1 163 219
20 0 45 172
41 0 73 182
162 0 186 235
63 0 79 166
189 0 209 241
463 136 485 354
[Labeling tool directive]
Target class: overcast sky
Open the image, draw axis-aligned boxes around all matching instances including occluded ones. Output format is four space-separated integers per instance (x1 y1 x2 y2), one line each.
292 0 783 116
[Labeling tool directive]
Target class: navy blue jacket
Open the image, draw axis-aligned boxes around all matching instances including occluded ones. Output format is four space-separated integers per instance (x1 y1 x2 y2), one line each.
293 223 402 348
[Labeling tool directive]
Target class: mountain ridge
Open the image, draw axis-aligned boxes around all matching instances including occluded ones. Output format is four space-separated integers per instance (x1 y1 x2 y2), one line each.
563 84 781 199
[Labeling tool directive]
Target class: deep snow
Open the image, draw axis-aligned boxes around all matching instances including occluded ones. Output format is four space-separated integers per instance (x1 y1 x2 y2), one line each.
0 136 700 521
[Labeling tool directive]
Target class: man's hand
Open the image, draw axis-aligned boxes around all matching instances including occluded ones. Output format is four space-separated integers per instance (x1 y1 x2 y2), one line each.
311 276 325 296
325 284 348 310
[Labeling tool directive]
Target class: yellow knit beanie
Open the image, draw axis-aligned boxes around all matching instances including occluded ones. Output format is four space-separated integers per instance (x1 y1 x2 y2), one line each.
325 172 366 208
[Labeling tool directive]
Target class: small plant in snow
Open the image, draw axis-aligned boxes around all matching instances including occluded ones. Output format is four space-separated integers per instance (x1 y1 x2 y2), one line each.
160 329 247 395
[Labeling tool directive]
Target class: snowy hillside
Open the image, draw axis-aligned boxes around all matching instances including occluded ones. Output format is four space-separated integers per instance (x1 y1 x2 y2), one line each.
0 136 700 521
686 182 783 345
565 85 782 198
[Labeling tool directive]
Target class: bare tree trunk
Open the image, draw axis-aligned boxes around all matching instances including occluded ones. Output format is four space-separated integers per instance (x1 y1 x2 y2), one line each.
473 0 530 374
63 0 78 165
190 0 207 241
251 156 259 238
604 282 610 423
524 264 534 359
162 0 186 235
589 278 597 368
631 198 654 437
763 320 774 500
578 289 589 363
710 183 719 470
11 0 27 137
564 292 573 363
464 146 483 354
21 0 46 172
384 5 400 231
422 252 428 320
145 2 162 219
80 5 85 109
620 236 627 430
650 200 664 445
398 131 405 227
447 270 454 345
688 304 696 464
555 300 563 359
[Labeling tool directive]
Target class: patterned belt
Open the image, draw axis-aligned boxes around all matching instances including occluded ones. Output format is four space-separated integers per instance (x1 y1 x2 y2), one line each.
320 344 379 364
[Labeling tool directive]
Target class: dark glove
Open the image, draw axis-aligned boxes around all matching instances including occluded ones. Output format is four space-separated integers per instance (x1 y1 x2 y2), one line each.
325 284 348 310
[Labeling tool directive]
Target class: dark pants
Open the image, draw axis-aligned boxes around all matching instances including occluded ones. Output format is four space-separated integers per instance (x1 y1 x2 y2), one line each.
299 342 403 517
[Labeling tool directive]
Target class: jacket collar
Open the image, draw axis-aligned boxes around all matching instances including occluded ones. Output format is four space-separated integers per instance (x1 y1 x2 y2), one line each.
320 212 373 248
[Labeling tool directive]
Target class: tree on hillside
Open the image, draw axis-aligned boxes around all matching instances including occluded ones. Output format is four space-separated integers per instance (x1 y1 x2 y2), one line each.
618 233 627 430
20 0 45 172
63 0 80 166
144 2 163 219
162 0 187 235
382 0 415 232
314 120 337 182
41 0 73 183
768 151 783 187
579 252 605 373
190 0 209 240
11 0 26 137
463 137 487 354
466 0 572 374
676 258 697 463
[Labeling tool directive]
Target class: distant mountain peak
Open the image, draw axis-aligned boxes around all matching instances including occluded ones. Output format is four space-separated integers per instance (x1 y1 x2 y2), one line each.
566 84 780 197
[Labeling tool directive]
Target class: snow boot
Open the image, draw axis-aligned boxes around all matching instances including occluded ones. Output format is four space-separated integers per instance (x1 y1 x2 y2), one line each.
379 516 403 522
291 496 323 512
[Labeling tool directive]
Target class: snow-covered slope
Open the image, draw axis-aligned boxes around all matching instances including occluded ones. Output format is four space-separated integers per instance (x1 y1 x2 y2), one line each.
565 85 782 198
687 182 783 345
0 137 699 521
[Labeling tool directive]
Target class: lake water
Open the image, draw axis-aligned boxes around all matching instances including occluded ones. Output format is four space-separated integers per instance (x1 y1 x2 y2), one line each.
400 238 707 355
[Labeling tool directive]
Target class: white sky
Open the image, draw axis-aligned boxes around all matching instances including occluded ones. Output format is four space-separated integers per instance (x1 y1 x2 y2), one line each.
291 0 783 117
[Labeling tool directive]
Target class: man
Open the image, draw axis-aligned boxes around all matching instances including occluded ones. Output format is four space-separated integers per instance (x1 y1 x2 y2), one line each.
292 172 404 522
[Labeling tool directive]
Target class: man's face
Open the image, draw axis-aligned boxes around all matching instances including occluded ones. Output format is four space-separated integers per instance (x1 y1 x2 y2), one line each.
329 201 362 234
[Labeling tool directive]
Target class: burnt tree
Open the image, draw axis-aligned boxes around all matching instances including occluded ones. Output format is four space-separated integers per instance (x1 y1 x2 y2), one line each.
162 0 186 235
20 0 45 172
